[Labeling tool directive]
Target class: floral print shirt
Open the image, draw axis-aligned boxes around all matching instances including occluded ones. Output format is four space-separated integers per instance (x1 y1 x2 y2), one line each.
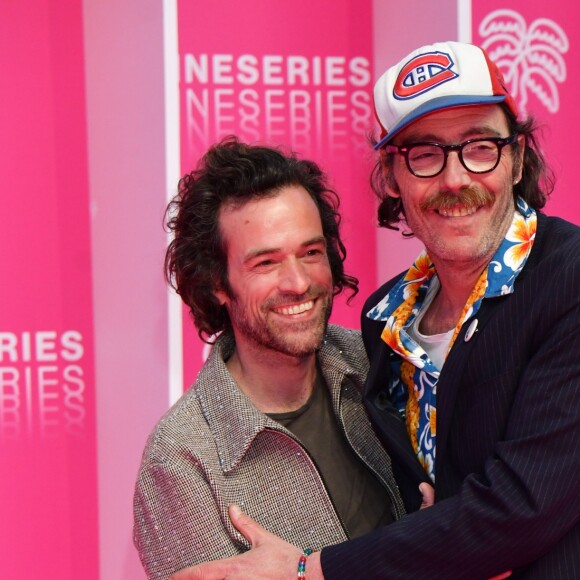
366 198 537 481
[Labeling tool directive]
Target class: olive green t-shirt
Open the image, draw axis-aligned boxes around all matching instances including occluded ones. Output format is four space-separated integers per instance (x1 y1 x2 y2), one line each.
269 375 394 538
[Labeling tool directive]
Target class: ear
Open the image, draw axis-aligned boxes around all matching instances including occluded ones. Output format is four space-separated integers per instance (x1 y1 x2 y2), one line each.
384 168 401 199
214 287 229 307
514 134 525 184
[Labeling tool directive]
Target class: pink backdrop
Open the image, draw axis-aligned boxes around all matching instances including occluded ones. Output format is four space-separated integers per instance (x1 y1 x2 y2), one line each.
0 1 99 578
472 1 579 221
2 1 578 579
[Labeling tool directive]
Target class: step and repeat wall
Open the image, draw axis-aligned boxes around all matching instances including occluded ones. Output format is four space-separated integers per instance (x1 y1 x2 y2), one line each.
1 1 577 578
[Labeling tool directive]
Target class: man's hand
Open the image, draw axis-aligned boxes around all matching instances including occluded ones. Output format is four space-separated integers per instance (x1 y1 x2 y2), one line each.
169 505 324 580
419 482 435 509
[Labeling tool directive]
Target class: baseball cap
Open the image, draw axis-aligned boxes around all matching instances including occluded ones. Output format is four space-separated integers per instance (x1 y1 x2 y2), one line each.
373 41 519 149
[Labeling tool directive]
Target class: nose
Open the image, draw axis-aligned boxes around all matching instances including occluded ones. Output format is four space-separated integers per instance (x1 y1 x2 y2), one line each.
439 150 471 191
279 258 310 295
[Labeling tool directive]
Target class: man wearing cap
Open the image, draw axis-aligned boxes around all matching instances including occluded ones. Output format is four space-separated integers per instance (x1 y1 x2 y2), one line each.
170 42 579 580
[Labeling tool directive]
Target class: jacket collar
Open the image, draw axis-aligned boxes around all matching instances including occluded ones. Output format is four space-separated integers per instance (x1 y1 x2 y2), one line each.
434 212 548 458
195 331 355 474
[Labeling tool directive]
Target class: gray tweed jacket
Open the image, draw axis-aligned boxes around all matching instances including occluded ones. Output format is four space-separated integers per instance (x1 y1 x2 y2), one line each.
133 325 405 579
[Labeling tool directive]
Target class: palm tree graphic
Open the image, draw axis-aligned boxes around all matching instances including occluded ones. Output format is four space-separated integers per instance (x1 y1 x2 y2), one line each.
478 9 569 115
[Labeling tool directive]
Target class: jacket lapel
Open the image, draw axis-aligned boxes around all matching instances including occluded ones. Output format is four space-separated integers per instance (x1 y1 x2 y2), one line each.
436 299 502 469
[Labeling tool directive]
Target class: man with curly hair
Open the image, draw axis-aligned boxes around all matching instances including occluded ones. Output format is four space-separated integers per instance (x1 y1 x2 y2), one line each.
133 137 430 579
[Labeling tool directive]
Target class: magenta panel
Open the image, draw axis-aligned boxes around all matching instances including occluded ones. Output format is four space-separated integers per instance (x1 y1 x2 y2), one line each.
0 1 99 577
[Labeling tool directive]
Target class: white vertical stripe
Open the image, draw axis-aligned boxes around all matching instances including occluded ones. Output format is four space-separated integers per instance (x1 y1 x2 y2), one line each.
457 0 472 43
163 0 184 406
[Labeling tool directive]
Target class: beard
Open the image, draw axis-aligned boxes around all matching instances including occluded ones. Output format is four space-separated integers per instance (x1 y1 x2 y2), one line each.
228 287 333 358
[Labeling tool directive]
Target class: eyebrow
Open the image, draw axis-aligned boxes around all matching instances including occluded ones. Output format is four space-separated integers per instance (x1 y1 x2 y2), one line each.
244 236 327 262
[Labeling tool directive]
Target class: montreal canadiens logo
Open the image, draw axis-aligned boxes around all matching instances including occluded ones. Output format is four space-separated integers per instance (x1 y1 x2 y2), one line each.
394 51 458 100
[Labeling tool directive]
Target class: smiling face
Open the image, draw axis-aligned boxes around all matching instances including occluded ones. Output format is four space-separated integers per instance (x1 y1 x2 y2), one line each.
387 105 524 268
215 185 333 359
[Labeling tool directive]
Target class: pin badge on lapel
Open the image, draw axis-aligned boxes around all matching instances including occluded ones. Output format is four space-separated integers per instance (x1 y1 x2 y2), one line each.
464 319 478 342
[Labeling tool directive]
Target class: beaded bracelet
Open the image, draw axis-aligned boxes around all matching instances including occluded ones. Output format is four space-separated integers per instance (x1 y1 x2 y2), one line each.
297 548 313 579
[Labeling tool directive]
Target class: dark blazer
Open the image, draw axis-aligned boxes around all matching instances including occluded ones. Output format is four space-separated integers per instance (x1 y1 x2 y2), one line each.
322 213 580 579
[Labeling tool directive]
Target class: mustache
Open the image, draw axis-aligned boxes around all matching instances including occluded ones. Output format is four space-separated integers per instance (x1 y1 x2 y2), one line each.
420 187 494 211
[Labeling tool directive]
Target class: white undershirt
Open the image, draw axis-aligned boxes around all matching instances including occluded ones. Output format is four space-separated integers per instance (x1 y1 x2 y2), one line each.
406 276 454 371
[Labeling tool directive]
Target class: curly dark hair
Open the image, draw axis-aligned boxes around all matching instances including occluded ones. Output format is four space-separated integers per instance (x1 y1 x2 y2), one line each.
165 136 358 342
370 105 555 232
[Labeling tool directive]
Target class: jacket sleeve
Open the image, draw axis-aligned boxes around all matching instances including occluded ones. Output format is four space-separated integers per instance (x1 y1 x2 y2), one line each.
133 449 244 579
322 271 580 578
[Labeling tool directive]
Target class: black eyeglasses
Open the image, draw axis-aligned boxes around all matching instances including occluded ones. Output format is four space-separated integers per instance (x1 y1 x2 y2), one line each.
386 134 518 178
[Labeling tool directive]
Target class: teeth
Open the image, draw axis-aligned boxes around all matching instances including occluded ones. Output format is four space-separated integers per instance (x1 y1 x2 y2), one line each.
275 300 314 315
437 205 478 217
